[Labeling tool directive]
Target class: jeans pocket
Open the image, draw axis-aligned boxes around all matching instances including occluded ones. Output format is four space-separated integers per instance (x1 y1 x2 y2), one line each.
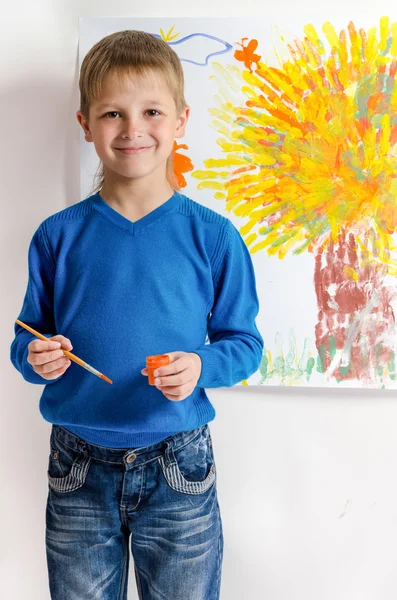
47 429 92 494
159 426 216 495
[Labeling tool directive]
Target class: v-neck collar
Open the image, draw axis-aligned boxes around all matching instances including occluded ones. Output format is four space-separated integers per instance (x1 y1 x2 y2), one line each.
91 190 183 235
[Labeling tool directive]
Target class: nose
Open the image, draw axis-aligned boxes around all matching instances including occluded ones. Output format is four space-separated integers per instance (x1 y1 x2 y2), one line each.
121 115 144 139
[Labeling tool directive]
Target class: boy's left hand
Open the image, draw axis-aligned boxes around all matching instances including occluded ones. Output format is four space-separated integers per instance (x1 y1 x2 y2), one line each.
141 352 202 401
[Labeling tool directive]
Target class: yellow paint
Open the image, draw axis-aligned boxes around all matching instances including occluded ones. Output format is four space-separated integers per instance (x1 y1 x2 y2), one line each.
191 19 397 275
343 267 359 281
159 25 180 42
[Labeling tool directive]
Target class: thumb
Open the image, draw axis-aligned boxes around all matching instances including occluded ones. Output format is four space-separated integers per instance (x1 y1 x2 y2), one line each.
51 335 73 351
164 351 184 364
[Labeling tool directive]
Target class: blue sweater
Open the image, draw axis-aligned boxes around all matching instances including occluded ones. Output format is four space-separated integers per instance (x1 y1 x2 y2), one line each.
11 191 263 448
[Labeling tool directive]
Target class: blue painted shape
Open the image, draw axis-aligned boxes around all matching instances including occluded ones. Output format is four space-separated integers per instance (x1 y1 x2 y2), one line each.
151 32 233 66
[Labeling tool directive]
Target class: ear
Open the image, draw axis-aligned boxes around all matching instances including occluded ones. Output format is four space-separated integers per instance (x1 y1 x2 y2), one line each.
175 106 190 139
76 110 93 143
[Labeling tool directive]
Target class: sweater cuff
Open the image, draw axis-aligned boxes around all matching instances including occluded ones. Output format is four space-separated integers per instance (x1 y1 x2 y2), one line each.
193 347 232 389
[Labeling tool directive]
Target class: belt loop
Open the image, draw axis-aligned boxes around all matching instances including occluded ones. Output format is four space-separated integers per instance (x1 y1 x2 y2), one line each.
164 441 176 468
77 438 87 454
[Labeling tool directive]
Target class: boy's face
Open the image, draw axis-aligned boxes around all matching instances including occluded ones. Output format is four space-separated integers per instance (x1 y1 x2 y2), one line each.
76 70 189 186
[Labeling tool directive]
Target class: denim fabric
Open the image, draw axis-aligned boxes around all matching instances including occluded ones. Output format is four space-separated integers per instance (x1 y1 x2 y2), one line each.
46 424 223 600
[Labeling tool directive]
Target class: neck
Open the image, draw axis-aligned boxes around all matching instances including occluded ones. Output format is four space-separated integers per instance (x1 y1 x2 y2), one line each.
99 170 175 222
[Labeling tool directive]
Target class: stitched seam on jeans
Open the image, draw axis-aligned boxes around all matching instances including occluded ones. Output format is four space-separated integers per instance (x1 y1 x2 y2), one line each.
215 500 223 600
158 457 216 495
53 433 83 455
134 565 144 600
129 466 146 511
124 455 169 469
53 433 164 467
118 535 129 600
53 433 126 464
53 426 207 466
119 504 129 528
172 425 206 454
47 456 92 493
120 427 207 463
49 448 65 478
53 435 125 466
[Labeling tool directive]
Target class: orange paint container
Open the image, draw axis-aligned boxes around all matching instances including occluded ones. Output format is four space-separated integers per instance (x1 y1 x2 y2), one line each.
146 354 170 385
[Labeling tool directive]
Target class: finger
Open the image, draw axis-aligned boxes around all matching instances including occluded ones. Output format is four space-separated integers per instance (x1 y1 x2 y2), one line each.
153 357 187 378
155 373 193 388
51 335 73 351
161 385 195 401
159 383 195 397
38 357 71 375
39 361 71 381
28 348 65 366
141 368 148 376
28 339 62 353
163 393 184 402
164 352 184 362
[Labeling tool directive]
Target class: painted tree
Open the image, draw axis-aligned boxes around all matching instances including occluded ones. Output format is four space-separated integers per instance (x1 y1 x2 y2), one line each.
193 18 397 383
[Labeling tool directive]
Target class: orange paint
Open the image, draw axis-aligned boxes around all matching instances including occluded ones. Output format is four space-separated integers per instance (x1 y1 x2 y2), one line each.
146 354 170 385
232 165 257 175
172 141 193 188
234 38 261 73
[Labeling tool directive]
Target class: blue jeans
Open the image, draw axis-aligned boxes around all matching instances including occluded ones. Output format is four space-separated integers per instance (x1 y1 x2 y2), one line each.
46 424 223 599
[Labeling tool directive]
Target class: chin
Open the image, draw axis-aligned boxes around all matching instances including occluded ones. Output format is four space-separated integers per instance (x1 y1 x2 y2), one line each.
104 166 153 180
104 159 167 181
123 169 156 180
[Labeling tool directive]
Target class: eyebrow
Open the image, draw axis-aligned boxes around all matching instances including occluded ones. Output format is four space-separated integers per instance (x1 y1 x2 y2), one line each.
95 101 166 110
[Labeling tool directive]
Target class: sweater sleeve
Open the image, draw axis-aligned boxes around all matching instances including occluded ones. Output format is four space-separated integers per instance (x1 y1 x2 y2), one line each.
10 224 60 384
194 220 264 388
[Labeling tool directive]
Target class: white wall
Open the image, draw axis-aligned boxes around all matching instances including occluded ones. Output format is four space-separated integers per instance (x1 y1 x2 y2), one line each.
2 1 397 598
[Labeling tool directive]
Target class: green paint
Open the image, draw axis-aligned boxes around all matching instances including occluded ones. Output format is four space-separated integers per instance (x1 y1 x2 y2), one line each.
388 352 396 381
339 363 351 377
258 332 397 387
259 352 268 383
271 233 296 249
306 356 315 378
328 335 337 359
274 355 285 371
317 344 326 373
259 333 316 384
376 365 384 377
375 343 385 377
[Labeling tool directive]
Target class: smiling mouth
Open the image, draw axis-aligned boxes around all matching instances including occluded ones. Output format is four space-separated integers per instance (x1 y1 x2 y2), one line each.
115 147 152 155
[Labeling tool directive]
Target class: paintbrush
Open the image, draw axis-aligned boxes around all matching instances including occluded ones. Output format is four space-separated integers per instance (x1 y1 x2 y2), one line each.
15 319 113 384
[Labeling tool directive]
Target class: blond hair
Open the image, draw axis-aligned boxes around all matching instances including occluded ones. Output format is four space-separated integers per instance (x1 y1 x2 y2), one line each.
79 30 187 195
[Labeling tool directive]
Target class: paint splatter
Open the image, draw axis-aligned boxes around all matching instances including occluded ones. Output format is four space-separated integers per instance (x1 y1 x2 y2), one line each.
315 229 396 382
234 38 261 73
193 18 397 267
172 141 194 189
259 332 316 385
159 25 180 42
153 31 233 66
193 17 397 384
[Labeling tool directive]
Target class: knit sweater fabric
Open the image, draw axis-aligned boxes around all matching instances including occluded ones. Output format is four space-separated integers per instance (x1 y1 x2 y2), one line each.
10 191 263 448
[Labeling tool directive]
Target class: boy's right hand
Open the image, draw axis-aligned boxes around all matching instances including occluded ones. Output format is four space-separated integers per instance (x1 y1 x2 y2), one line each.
27 335 73 380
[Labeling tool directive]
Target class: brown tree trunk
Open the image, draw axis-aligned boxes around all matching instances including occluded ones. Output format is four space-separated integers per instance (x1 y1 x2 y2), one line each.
314 230 396 383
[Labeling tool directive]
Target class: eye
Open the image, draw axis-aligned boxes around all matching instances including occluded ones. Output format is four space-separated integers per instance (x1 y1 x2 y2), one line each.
103 111 120 118
145 109 161 117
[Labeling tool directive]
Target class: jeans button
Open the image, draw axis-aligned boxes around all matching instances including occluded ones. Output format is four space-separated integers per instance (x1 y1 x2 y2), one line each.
53 451 59 460
126 453 137 463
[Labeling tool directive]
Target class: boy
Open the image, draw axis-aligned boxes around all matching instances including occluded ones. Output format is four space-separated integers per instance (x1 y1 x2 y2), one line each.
11 30 263 600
